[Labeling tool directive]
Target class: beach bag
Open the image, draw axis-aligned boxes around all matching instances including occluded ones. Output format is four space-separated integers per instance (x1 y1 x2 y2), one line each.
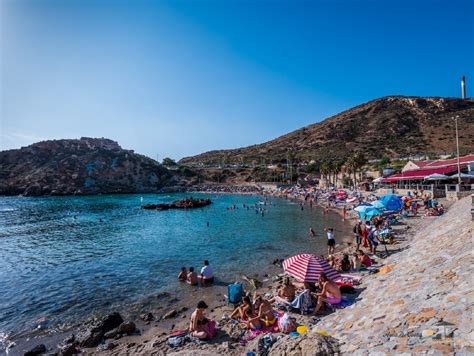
227 283 243 305
207 319 217 338
168 335 186 347
278 313 297 334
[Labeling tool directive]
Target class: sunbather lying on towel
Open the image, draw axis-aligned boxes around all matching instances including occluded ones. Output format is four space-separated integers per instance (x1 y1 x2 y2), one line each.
313 272 342 315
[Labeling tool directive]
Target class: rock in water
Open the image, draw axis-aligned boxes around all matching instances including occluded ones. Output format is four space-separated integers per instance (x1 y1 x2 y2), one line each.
142 197 212 210
24 344 47 356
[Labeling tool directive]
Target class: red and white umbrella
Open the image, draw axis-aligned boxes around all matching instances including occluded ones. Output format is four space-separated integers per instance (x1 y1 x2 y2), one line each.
282 254 341 283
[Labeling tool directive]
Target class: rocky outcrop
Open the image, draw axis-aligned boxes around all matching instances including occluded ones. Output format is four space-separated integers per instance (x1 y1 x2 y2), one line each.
179 96 474 165
268 333 340 355
142 198 212 210
0 137 189 196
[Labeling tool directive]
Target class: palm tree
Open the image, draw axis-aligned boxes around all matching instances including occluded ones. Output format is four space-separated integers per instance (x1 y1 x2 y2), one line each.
345 156 357 187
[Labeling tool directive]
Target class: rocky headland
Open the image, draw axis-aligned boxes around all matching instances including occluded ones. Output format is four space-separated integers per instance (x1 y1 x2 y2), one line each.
0 137 193 196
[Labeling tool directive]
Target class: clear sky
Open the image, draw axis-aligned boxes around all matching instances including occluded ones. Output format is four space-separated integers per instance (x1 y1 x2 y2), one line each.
1 0 473 160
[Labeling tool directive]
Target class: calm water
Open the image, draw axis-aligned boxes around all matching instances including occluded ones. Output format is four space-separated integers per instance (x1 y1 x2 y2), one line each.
0 194 350 341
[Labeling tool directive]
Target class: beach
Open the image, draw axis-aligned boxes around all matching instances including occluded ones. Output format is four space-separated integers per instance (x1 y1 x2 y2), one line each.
0 191 353 355
3 187 472 355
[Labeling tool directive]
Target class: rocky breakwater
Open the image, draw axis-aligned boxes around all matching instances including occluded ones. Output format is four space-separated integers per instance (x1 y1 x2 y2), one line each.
318 196 473 354
0 137 191 196
142 197 212 210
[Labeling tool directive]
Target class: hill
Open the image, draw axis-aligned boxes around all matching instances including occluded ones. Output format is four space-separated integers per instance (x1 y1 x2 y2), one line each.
0 137 185 196
179 96 474 166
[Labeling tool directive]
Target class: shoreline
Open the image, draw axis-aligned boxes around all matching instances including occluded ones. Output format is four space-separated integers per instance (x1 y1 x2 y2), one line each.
4 190 353 355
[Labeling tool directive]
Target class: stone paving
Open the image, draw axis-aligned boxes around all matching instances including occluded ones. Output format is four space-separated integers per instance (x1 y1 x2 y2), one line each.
315 196 473 355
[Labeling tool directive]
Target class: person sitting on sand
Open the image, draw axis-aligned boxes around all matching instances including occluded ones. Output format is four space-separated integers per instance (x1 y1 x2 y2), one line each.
314 272 342 314
351 252 362 271
230 296 253 321
326 255 336 268
178 267 187 281
358 250 372 267
198 260 214 285
338 254 351 272
189 301 212 339
187 267 198 286
245 308 262 331
277 277 296 301
254 295 277 327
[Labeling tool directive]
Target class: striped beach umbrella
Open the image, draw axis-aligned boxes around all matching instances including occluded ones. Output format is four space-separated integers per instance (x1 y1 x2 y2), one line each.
282 254 341 283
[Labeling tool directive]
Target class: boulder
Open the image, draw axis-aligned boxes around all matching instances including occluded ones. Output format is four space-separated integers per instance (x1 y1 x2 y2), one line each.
24 344 47 356
163 310 178 320
118 321 136 334
140 312 154 322
268 334 340 355
76 312 124 347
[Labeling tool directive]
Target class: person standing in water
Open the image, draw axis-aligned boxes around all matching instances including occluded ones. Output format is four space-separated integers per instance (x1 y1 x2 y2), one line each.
324 227 336 255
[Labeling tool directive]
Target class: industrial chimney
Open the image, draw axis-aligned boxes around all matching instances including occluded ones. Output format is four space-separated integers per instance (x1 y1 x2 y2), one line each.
461 76 466 99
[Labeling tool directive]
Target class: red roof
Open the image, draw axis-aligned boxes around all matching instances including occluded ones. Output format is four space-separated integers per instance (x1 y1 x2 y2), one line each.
424 154 474 168
384 164 467 182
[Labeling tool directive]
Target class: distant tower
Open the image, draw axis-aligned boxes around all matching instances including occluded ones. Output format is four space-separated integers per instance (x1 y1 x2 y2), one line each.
461 76 466 99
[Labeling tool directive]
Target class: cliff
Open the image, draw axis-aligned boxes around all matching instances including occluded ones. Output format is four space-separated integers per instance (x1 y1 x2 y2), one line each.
179 96 474 166
0 137 180 196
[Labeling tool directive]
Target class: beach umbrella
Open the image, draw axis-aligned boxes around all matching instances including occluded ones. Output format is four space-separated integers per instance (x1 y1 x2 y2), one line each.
370 200 386 209
283 254 341 283
380 194 403 211
354 205 370 213
361 207 382 220
450 173 474 179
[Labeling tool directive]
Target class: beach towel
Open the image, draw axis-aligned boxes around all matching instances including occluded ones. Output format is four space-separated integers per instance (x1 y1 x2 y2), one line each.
274 290 314 315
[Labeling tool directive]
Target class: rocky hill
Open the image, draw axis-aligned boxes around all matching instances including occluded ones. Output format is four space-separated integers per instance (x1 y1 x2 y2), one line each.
179 96 474 166
0 137 184 196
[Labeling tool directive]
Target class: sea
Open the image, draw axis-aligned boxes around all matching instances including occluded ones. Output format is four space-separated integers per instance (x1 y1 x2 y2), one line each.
0 193 351 349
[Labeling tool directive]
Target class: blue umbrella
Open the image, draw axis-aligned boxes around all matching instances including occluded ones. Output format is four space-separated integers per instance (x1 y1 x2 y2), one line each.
355 202 372 207
370 200 386 209
381 194 403 211
362 207 382 221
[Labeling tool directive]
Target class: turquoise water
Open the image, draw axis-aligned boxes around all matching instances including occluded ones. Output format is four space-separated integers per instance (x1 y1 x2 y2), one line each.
0 194 350 340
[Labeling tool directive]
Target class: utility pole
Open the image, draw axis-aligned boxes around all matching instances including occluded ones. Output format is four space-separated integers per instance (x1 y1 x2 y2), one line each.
453 115 462 185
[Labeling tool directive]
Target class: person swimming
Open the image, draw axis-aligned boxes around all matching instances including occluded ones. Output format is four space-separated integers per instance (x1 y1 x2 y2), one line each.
187 267 198 286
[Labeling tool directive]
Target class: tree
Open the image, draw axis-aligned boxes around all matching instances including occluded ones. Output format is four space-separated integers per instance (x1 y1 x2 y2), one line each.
162 157 177 166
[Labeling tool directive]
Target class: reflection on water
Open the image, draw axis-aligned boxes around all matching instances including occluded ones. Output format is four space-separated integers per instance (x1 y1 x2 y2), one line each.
0 193 350 340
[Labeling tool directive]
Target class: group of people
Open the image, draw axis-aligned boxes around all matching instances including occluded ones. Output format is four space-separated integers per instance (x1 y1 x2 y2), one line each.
327 250 372 272
178 260 214 286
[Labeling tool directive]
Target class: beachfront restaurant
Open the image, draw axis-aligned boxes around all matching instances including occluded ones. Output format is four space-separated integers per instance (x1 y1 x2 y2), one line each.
376 164 474 199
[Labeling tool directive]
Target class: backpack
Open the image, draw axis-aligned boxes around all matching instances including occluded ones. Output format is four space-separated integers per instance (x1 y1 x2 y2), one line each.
227 283 243 305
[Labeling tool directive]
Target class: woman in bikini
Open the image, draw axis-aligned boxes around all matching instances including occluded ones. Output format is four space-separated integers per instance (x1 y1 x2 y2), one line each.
277 277 296 301
189 301 210 339
314 272 342 315
254 295 277 327
230 296 253 320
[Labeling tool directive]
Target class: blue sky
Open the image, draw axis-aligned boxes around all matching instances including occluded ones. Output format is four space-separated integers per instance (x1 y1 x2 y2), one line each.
1 0 473 159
